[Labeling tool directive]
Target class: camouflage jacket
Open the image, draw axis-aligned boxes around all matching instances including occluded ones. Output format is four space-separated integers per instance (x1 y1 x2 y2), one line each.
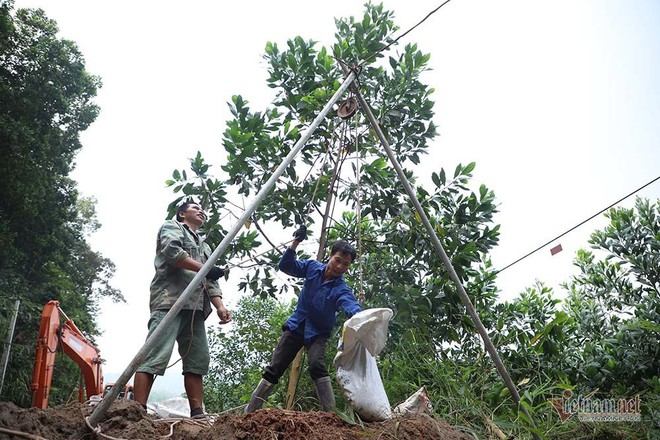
149 220 222 315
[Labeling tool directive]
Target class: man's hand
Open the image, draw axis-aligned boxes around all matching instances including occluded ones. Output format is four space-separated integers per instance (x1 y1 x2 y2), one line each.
210 296 231 324
205 266 225 281
293 225 308 242
216 305 232 325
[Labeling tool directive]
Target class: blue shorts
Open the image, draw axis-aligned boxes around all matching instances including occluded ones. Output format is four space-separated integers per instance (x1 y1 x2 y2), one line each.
136 309 209 376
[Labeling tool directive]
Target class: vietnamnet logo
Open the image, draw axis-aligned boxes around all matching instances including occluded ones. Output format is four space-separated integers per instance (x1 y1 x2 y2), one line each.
549 389 642 422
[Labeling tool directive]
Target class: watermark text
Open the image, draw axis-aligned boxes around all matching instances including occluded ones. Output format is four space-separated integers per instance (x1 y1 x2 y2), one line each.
549 389 641 422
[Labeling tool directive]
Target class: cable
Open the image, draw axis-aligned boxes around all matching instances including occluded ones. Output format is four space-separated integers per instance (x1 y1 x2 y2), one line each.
0 426 48 440
362 0 454 65
495 174 660 275
251 217 284 255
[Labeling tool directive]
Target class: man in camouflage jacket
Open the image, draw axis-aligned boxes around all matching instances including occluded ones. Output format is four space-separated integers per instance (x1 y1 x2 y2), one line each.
134 201 231 416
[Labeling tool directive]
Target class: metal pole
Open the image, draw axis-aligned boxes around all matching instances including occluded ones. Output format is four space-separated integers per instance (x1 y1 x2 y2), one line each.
343 66 542 438
88 70 357 426
0 299 20 397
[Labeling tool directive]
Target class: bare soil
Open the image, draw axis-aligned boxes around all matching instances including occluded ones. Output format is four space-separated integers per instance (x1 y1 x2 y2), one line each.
0 399 474 440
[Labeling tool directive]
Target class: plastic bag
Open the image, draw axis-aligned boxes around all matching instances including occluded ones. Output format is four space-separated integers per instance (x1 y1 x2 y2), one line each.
334 308 393 422
148 396 190 418
393 386 433 416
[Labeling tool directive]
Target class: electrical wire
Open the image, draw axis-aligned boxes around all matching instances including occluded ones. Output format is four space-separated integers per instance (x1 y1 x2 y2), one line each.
362 0 454 65
495 174 660 275
350 2 658 281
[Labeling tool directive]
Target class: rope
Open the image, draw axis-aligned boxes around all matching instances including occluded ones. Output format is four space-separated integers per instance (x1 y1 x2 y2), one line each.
327 125 352 230
314 120 353 259
214 142 333 267
85 415 209 440
0 427 48 440
227 238 296 269
84 416 112 440
353 108 365 304
304 146 332 222
161 420 181 439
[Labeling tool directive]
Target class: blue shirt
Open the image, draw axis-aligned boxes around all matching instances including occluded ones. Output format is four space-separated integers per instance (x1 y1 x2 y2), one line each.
280 248 361 343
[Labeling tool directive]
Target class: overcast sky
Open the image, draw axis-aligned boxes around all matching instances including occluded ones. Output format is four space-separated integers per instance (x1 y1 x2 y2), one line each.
13 0 660 397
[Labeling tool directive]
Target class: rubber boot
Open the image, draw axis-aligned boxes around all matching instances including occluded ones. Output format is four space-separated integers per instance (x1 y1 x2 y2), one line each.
245 378 274 413
314 376 336 412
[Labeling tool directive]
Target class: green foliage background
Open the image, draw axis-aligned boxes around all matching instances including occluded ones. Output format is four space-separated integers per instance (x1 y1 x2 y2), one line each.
0 1 122 407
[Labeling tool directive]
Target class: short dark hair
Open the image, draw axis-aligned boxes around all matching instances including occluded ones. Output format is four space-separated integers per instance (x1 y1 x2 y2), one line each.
176 201 200 222
330 240 357 262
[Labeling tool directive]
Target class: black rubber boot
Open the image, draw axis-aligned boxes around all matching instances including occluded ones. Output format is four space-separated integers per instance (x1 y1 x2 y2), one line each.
245 378 274 413
314 376 336 412
190 407 204 417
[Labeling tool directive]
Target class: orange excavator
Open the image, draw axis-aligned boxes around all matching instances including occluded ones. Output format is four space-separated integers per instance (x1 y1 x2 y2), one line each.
30 300 132 408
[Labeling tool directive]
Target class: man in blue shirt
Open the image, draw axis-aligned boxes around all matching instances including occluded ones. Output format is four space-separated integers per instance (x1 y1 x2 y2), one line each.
245 226 361 413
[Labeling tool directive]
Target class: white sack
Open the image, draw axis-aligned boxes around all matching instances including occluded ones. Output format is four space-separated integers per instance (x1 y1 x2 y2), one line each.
393 386 433 416
148 396 190 418
334 308 393 422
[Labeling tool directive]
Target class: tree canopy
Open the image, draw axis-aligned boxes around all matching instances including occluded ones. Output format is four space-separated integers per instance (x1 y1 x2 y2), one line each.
168 2 499 350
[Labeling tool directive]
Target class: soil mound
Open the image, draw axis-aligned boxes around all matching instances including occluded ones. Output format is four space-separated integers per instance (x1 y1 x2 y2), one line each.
0 400 473 439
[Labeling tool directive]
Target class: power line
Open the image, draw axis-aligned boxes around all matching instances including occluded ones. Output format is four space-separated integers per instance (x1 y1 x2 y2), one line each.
362 0 454 65
495 174 660 275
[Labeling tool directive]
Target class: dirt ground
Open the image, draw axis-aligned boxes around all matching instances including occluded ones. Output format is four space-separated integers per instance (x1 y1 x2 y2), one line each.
0 399 475 440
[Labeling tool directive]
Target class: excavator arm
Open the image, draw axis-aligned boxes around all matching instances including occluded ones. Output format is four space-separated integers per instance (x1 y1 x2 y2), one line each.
31 300 104 409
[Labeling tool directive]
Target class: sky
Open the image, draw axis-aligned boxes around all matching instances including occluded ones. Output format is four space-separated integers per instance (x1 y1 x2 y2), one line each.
13 0 660 397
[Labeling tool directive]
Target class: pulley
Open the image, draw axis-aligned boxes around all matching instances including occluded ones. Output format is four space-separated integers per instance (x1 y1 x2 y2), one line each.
337 97 358 119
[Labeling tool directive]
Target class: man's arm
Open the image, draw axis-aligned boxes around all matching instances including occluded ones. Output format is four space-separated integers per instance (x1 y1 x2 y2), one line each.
278 242 308 277
159 222 224 278
157 221 189 264
338 287 362 318
278 226 309 277
176 255 230 323
175 256 225 280
174 256 205 272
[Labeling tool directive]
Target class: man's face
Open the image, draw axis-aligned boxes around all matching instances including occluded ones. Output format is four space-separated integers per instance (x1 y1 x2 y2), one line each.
181 204 206 227
325 251 353 279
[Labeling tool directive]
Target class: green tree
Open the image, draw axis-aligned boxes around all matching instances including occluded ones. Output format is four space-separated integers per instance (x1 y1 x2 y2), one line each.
170 1 498 343
170 1 500 416
0 2 122 406
478 198 660 437
563 197 659 395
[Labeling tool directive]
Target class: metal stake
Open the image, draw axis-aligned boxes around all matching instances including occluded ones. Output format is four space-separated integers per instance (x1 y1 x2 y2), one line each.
0 299 20 398
342 65 542 439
